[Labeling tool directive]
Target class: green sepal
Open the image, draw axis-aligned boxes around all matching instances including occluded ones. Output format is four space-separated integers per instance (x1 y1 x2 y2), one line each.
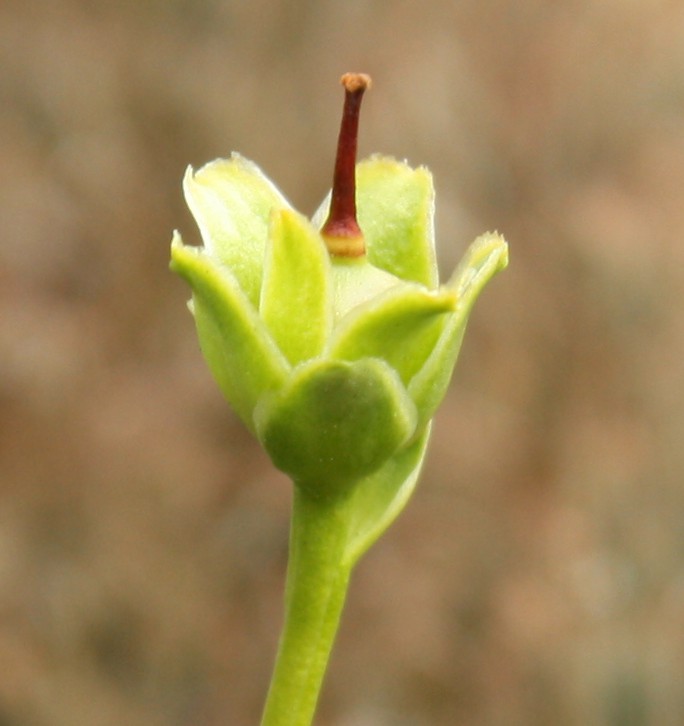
408 232 508 427
328 284 456 385
260 209 332 365
254 358 417 499
170 233 290 431
342 424 432 567
183 154 290 306
312 156 437 288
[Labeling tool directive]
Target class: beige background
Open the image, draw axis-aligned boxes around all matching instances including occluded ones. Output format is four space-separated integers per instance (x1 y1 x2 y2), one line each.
2 1 684 724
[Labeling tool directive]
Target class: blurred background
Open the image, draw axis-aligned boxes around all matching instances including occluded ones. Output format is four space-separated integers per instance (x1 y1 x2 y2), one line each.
2 1 684 724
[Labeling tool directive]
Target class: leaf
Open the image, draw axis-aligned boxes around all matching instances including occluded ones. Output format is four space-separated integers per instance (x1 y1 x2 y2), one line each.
259 209 332 365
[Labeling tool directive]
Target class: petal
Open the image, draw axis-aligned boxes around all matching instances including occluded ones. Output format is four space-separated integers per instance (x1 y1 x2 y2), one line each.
358 156 438 287
259 209 332 365
170 232 290 430
183 154 291 306
311 156 438 288
408 232 508 426
342 423 431 566
328 283 456 385
254 358 417 498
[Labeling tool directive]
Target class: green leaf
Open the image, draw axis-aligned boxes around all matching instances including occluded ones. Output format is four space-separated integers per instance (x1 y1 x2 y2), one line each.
183 154 290 306
254 358 417 499
259 209 332 365
408 232 508 426
328 283 456 385
342 424 432 566
170 233 290 430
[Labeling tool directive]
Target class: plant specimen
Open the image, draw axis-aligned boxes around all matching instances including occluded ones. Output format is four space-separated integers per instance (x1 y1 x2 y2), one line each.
170 73 507 726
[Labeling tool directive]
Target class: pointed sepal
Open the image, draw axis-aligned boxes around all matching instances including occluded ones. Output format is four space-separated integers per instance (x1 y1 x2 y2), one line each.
408 232 508 426
170 232 290 430
260 209 332 365
328 284 456 385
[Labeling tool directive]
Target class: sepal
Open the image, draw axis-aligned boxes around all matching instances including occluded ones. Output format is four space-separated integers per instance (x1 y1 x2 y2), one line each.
253 358 417 499
342 424 431 566
328 283 456 385
170 233 290 430
260 209 332 365
408 232 508 427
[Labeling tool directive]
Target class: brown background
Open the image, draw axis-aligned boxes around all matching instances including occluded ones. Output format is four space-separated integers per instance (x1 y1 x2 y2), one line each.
2 1 684 724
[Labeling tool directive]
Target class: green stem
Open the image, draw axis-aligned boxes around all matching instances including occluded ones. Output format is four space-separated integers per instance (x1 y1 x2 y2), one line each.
260 488 353 726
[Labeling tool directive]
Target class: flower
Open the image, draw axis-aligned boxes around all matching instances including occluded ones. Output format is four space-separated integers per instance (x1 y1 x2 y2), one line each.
170 73 507 553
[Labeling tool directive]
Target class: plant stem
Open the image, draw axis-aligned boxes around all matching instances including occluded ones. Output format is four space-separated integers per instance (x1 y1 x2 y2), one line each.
260 487 352 726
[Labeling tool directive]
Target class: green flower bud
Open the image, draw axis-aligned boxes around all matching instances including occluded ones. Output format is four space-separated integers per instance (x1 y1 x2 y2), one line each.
170 73 507 535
